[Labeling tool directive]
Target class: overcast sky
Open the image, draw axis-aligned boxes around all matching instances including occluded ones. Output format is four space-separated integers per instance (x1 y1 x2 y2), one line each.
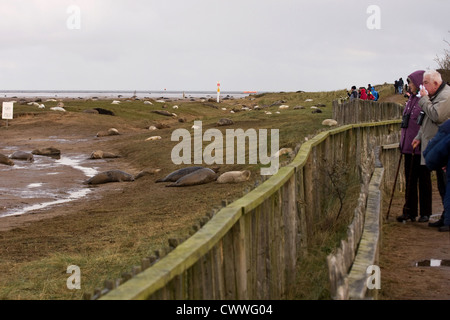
0 0 449 92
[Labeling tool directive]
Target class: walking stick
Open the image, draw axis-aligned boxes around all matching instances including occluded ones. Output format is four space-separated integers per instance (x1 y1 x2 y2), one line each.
386 152 403 220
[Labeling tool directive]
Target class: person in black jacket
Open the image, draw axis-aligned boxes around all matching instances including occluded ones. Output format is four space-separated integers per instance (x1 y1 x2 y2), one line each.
348 86 358 100
398 78 404 94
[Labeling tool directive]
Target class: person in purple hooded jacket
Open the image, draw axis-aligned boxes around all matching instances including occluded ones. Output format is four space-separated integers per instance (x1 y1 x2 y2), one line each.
396 70 432 222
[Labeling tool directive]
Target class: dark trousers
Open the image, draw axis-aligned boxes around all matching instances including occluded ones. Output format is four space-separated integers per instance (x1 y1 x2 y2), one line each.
436 167 447 204
435 167 447 221
403 154 432 217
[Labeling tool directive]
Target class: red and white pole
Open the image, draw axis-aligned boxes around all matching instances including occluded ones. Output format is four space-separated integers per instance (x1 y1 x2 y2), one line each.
217 81 220 103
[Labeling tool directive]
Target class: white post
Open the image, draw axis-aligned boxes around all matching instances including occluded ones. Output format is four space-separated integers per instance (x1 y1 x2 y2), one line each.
217 81 220 103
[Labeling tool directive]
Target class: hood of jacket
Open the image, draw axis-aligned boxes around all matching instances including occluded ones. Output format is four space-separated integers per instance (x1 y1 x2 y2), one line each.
408 70 425 90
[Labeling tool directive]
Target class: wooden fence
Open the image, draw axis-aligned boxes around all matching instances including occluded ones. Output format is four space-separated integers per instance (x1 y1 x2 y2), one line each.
97 116 402 300
333 99 403 125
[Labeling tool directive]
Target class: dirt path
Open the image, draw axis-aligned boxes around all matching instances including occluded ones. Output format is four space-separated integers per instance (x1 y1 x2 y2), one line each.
376 92 450 300
380 184 450 299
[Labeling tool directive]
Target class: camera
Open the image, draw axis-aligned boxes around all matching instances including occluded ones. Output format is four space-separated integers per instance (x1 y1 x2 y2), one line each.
401 113 410 128
417 111 425 125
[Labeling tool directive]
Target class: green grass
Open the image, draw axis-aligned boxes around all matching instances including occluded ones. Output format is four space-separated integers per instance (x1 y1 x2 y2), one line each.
290 169 361 300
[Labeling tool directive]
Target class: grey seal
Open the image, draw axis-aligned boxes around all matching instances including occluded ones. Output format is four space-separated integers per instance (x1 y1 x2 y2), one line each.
32 147 61 158
89 150 121 159
84 170 135 185
166 168 218 187
155 166 205 183
0 153 14 166
156 166 220 183
10 151 34 162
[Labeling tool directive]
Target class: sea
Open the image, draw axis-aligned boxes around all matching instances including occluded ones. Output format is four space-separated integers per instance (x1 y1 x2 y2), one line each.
0 90 254 100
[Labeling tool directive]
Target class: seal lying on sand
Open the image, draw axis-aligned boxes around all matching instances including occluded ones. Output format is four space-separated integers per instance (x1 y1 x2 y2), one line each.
9 151 34 162
217 170 251 184
166 168 218 187
89 150 121 159
156 166 205 183
0 153 14 166
134 168 161 180
84 170 135 185
32 147 61 157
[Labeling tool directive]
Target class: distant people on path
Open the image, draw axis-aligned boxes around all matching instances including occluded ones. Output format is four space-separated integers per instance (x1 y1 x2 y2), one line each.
371 87 379 101
347 84 378 101
396 70 432 223
394 80 399 94
412 70 450 228
398 77 404 94
423 119 450 232
359 87 368 100
348 86 358 100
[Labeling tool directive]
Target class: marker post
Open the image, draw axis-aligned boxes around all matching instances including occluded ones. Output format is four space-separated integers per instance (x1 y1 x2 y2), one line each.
217 81 220 103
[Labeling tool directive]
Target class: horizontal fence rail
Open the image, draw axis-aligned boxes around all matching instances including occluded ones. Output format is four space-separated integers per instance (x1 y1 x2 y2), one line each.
99 115 402 300
333 99 403 125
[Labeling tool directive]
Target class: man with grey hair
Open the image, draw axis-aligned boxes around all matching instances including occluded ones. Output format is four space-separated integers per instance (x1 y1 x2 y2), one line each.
412 69 450 228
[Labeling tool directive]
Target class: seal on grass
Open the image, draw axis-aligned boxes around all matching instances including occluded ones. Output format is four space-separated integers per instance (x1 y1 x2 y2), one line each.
96 128 120 137
0 153 14 166
10 151 34 162
217 170 251 184
166 168 218 187
84 170 135 185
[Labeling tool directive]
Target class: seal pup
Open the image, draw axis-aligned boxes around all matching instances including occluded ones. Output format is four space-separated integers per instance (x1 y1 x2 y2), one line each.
217 170 251 184
322 119 338 127
134 168 161 180
145 136 162 141
89 150 121 159
9 151 34 162
272 148 293 159
84 170 135 185
166 168 218 187
96 128 120 137
0 153 14 166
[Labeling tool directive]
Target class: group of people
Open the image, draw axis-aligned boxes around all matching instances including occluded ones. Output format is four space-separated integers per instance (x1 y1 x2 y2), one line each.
397 69 450 232
347 84 379 101
395 77 405 94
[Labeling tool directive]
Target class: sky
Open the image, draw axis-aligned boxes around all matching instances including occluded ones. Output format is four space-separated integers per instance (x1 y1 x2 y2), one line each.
0 0 449 92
